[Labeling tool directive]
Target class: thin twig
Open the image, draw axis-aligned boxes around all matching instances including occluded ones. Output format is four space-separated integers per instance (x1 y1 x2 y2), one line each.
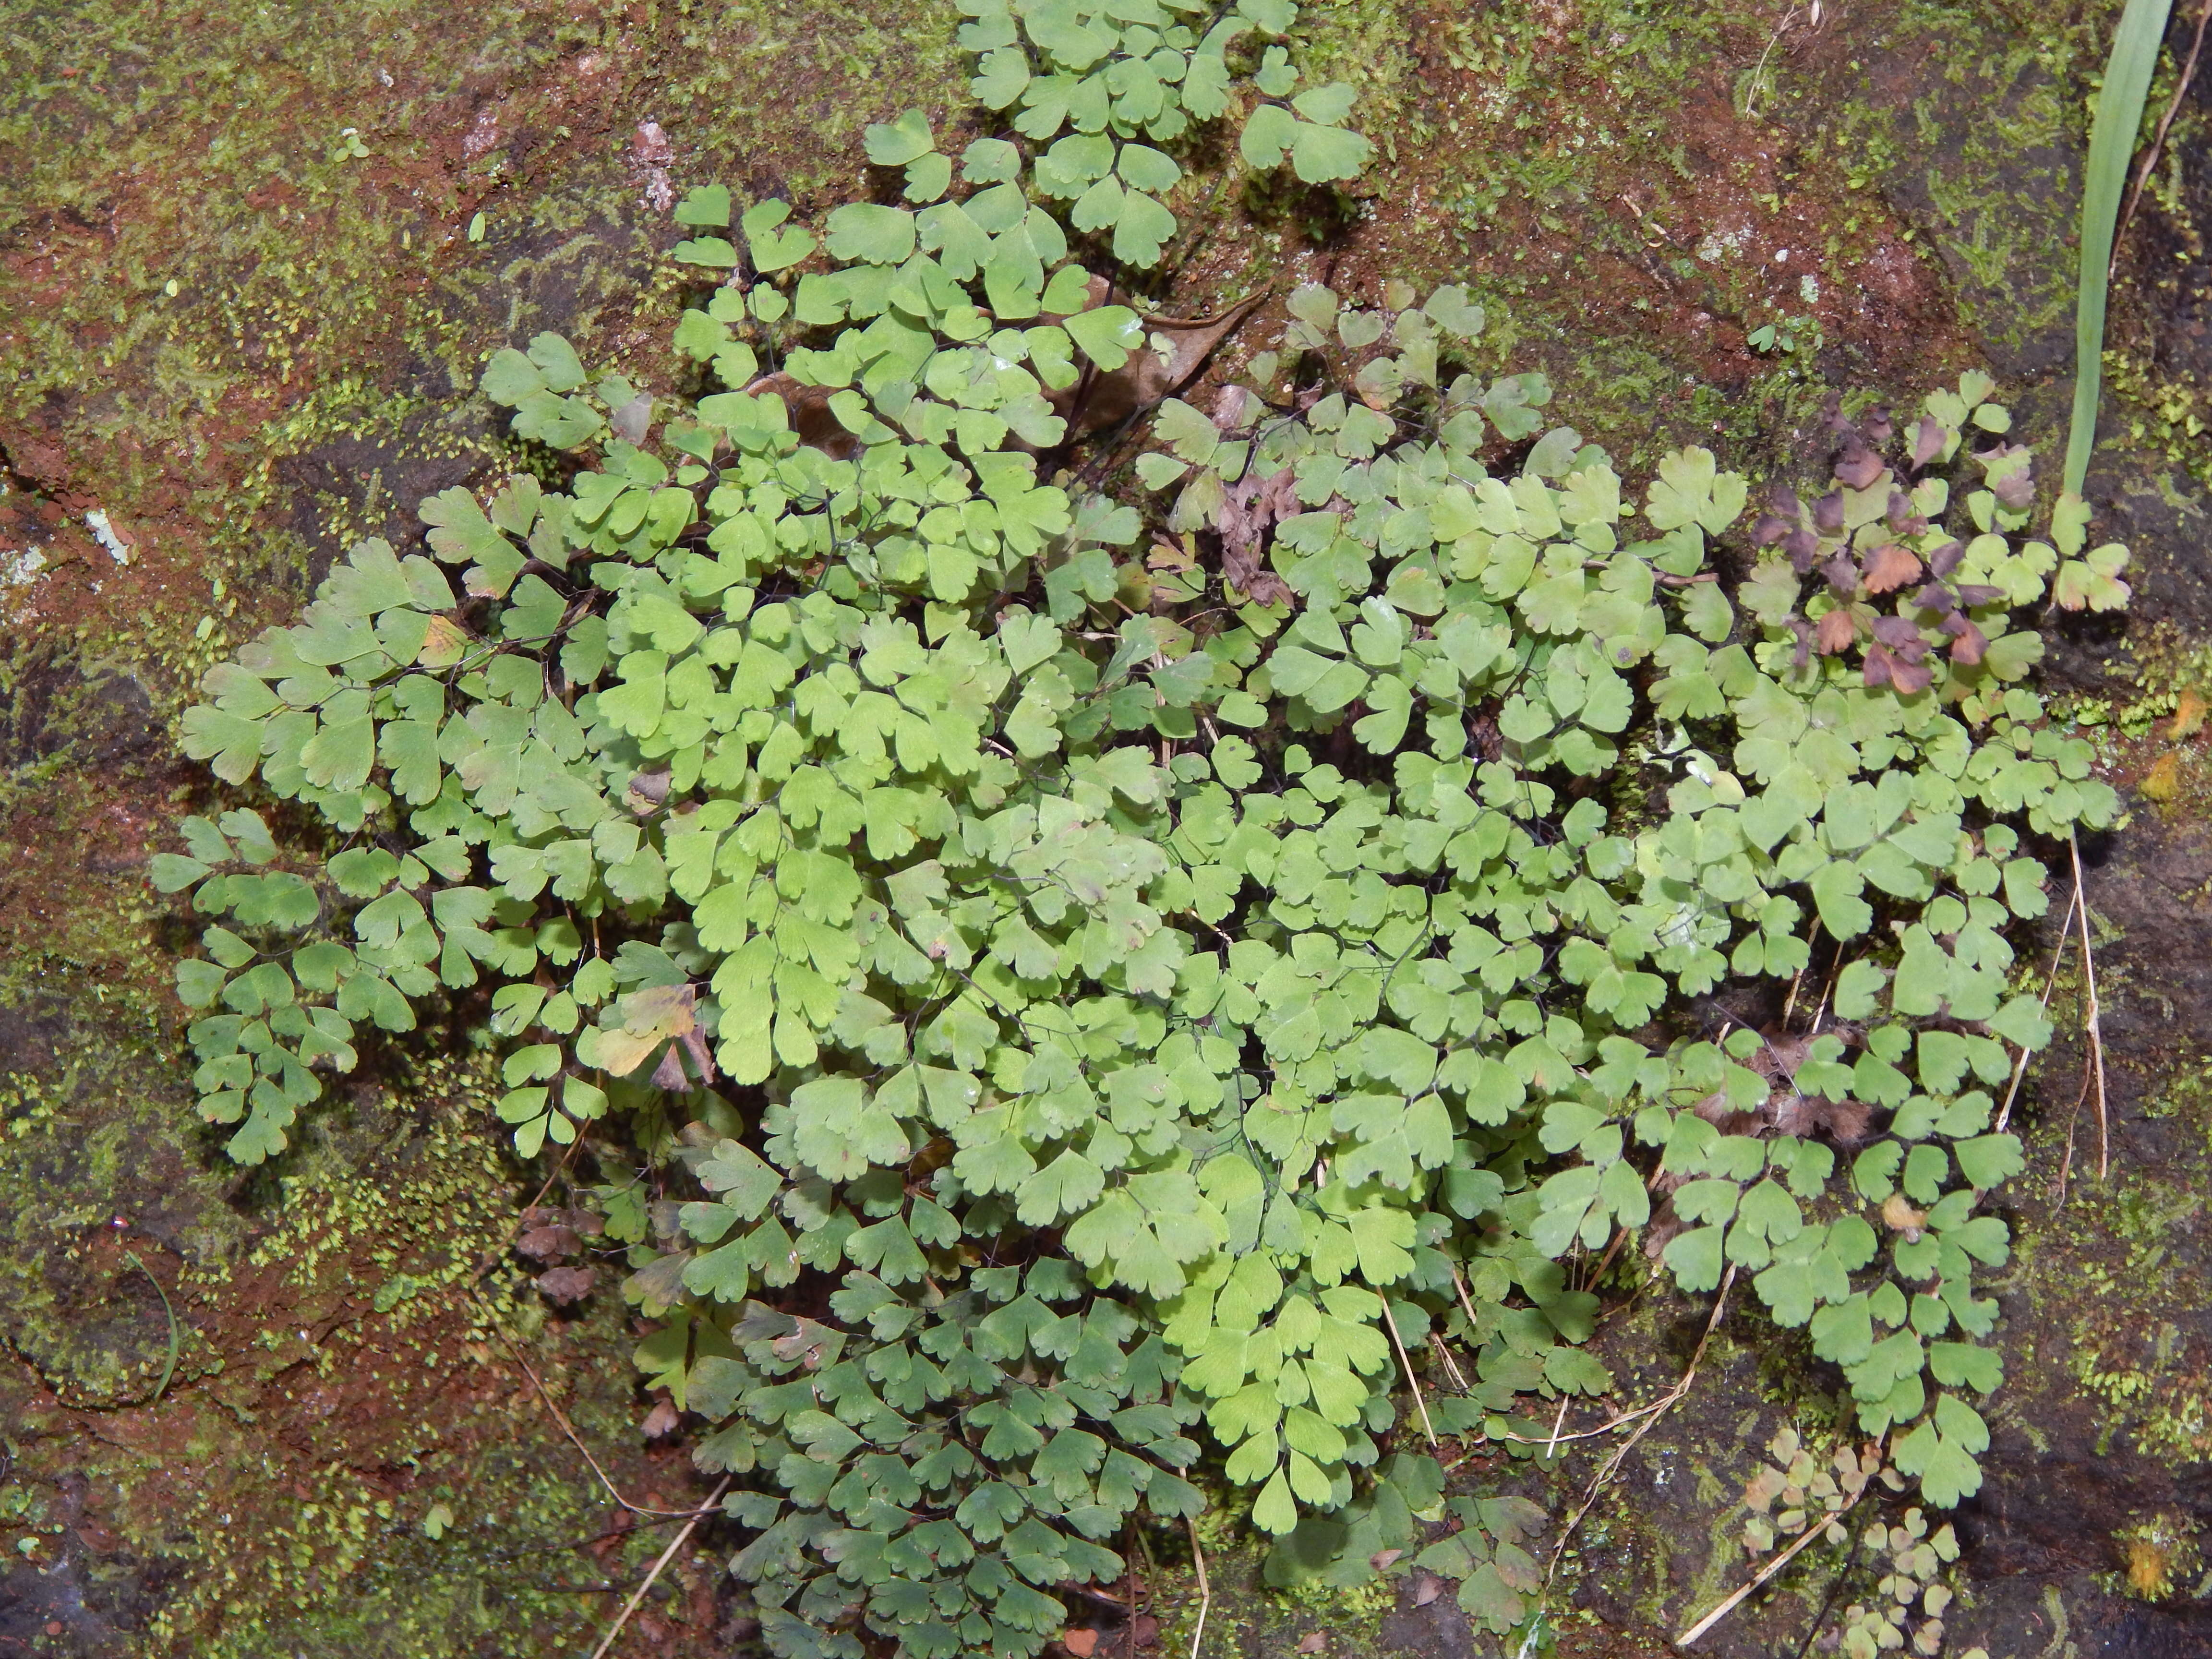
1544 1265 1737 1589
2058 1060 2092 1206
1122 1515 1143 1659
1789 1518 1871 1659
1429 1333 1473 1395
1379 1299 1438 1446
1676 1491 1864 1647
476 1132 588 1280
1780 960 1809 1031
588 1473 732 1659
2111 0 2212 278
1185 1518 1211 1659
1807 937 1847 1036
499 1333 699 1518
2070 832 2109 1180
1486 1393 1681 1446
1994 876 2081 1135
1542 1395 1571 1461
1583 1225 1630 1294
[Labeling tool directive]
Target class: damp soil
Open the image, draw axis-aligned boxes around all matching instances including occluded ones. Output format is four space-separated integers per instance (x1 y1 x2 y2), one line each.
5 0 2212 1655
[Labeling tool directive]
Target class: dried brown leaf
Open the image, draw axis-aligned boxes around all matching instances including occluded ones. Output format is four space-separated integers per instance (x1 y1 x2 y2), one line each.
742 372 860 458
1862 544 1923 594
1215 466 1298 605
1060 284 1266 439
1771 1093 1875 1143
1988 448 2034 509
1911 415 1949 467
1833 443 1884 490
1863 643 1932 695
518 1224 582 1261
1870 614 1926 653
536 1265 599 1304
1815 609 1858 655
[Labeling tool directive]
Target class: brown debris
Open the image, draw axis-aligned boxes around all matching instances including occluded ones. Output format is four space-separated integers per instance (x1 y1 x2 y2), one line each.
1214 466 1298 605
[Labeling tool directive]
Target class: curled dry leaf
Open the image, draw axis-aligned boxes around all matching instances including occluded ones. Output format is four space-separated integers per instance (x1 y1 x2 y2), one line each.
1691 1088 1765 1136
610 392 654 445
1215 466 1299 606
1910 414 1948 467
1834 442 1884 490
1988 449 2034 509
743 372 862 459
595 982 717 1085
653 1042 697 1090
639 1394 683 1438
1297 1633 1326 1654
1881 1192 1929 1235
1063 280 1265 438
518 1222 583 1261
1771 1092 1875 1143
536 1264 599 1303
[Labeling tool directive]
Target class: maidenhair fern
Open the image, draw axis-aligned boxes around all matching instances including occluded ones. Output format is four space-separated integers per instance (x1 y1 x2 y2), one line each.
160 2 2126 1653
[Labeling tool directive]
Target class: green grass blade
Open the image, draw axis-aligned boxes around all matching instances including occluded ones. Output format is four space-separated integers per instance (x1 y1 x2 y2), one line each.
126 1250 182 1403
2066 0 2174 496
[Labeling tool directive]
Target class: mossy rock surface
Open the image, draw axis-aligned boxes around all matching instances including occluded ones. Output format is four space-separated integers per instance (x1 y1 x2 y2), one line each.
5 0 2212 1655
